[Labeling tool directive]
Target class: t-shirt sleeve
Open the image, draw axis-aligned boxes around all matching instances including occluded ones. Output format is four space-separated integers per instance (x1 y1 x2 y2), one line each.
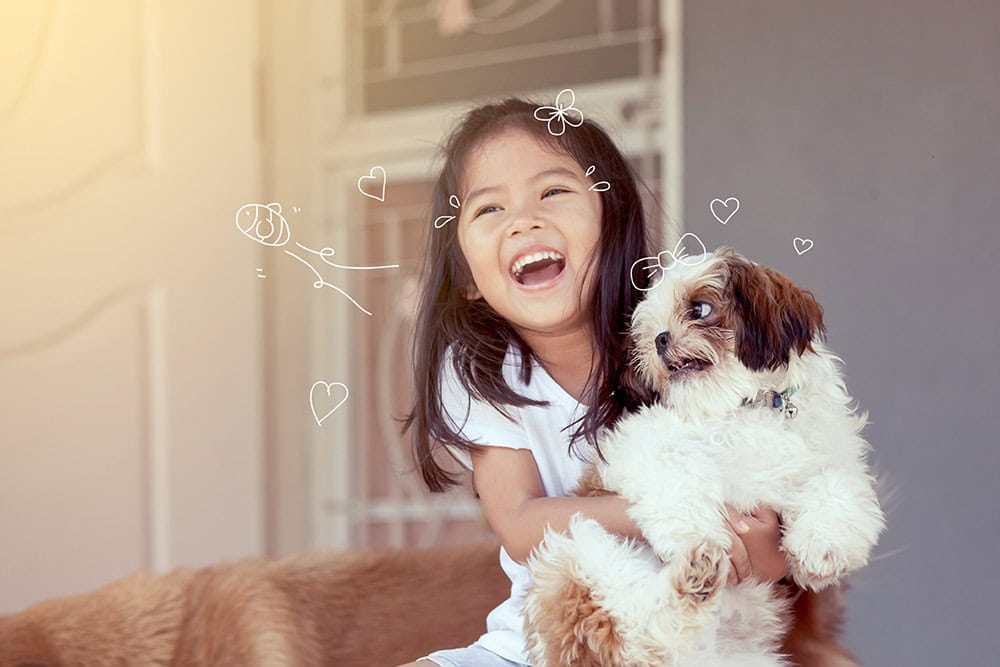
439 353 531 470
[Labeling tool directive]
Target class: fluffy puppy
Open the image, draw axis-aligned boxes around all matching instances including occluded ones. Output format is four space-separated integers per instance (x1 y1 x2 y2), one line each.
524 247 885 667
0 542 509 667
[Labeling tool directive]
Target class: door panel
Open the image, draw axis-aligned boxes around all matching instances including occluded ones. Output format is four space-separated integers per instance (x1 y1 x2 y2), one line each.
0 0 262 612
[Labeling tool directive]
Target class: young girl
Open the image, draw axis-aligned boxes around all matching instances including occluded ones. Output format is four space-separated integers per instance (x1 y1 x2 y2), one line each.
398 98 789 667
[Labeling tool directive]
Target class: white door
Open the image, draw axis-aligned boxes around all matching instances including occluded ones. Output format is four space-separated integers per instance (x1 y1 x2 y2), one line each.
0 0 263 612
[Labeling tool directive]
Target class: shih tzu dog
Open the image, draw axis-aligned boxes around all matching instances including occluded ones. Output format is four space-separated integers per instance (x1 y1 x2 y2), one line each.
524 247 885 667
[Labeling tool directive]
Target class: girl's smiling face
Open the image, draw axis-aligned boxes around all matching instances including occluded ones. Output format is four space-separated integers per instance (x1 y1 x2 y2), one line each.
457 127 603 337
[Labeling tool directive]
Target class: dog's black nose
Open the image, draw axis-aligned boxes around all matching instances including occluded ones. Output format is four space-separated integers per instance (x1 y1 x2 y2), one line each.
655 331 671 354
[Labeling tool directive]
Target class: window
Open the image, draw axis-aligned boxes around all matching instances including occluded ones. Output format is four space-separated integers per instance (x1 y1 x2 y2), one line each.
307 0 682 549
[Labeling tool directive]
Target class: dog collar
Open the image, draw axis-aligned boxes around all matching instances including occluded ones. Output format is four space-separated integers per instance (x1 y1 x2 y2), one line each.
742 387 800 419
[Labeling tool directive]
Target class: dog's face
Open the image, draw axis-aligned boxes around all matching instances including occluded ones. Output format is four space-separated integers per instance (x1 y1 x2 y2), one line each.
627 247 825 413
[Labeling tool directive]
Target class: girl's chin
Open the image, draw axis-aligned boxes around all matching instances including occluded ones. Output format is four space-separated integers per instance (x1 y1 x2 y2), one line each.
508 304 582 334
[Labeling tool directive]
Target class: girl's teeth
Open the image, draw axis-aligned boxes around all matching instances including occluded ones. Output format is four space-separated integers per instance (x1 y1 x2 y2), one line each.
512 251 564 275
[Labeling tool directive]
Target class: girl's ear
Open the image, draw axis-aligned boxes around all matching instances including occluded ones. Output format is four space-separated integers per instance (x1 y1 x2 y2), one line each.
455 261 481 300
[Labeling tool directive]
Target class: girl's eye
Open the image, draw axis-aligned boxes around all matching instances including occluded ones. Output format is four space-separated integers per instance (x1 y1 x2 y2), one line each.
690 302 713 319
474 205 501 218
543 187 568 198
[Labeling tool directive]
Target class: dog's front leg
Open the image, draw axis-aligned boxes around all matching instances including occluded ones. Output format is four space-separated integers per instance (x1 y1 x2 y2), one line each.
781 466 885 591
599 447 732 611
599 415 732 559
634 490 733 614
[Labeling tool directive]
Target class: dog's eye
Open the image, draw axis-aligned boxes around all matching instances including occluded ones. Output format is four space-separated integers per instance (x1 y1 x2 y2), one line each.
691 302 713 319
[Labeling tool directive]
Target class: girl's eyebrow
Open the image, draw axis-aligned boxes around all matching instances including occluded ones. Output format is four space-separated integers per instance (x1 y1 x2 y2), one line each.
465 167 581 204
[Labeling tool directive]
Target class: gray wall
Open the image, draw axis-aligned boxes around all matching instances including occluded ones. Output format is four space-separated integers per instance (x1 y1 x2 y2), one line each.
682 1 1000 664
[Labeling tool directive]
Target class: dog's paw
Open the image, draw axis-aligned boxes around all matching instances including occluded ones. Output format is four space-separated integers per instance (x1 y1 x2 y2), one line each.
783 524 857 590
670 541 727 607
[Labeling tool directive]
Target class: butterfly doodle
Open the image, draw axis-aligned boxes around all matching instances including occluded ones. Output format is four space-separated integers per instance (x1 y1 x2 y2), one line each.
534 88 584 137
629 232 709 292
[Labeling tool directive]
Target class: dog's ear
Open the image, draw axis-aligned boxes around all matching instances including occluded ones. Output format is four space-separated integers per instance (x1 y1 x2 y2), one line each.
618 358 659 411
723 251 825 371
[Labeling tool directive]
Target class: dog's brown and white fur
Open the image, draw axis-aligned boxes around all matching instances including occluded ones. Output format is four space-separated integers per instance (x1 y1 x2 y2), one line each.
524 248 885 666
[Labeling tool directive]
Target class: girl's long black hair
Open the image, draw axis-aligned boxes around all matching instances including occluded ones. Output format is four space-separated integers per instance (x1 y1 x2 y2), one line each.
402 97 656 492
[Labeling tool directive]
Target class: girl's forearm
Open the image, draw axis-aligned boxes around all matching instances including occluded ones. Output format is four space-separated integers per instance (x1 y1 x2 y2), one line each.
499 494 642 563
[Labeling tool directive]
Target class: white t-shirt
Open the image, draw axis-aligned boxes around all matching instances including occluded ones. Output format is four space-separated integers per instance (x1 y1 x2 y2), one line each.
439 345 592 664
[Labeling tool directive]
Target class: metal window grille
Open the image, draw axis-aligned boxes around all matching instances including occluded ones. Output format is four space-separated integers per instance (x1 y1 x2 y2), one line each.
310 0 682 550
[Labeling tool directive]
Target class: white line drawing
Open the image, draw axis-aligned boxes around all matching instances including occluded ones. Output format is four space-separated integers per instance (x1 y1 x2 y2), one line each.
283 251 386 317
585 165 611 192
534 88 584 137
434 193 462 229
256 268 266 279
236 202 292 246
629 232 709 292
292 242 398 271
235 202 399 317
293 206 301 213
794 237 815 255
710 197 740 225
709 430 736 449
310 380 349 427
357 165 387 202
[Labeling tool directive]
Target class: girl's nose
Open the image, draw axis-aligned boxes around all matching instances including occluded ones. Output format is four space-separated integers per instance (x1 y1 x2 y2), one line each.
506 204 545 235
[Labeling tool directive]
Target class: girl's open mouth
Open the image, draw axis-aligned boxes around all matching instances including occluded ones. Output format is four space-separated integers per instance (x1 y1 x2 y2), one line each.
511 252 567 289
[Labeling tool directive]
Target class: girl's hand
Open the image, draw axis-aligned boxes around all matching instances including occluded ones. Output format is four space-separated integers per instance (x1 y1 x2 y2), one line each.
723 505 790 586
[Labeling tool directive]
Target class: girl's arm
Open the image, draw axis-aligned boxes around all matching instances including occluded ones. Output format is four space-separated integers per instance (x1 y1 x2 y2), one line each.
471 445 642 563
472 446 788 584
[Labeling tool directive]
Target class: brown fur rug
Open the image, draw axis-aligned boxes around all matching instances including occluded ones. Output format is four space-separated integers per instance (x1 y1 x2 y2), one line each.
0 542 859 666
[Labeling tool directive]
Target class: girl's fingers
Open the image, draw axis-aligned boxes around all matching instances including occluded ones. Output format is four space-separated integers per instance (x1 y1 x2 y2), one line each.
749 506 780 526
723 504 753 585
725 521 752 583
724 503 750 534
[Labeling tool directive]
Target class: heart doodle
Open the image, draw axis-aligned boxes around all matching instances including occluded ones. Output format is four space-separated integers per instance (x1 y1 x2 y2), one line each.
794 237 814 255
310 381 349 426
357 166 386 202
710 197 740 225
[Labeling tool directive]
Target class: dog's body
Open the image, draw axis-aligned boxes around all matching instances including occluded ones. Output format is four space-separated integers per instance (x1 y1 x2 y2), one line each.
524 248 885 666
